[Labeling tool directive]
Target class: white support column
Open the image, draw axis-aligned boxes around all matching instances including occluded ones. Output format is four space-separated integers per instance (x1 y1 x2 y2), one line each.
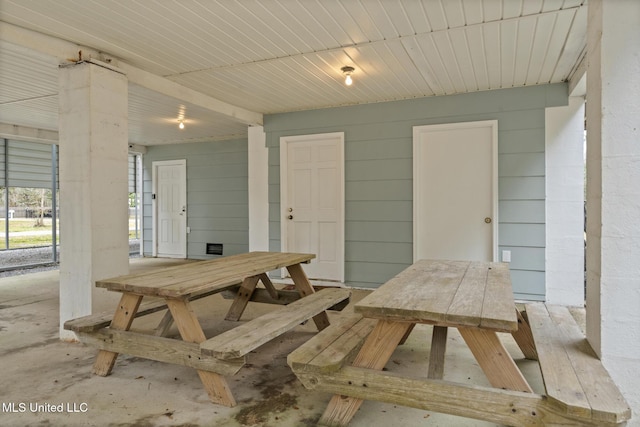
586 0 640 416
58 61 130 340
248 126 269 251
545 97 585 306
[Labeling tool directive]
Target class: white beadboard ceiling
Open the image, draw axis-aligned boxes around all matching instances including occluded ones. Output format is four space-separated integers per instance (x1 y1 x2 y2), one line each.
0 0 587 145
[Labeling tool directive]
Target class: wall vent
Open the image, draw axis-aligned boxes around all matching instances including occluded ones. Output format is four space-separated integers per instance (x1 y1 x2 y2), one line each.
206 243 223 255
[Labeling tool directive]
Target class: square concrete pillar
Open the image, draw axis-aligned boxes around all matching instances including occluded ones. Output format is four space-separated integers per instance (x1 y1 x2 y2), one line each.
545 97 586 306
586 0 640 417
248 125 269 252
58 61 129 340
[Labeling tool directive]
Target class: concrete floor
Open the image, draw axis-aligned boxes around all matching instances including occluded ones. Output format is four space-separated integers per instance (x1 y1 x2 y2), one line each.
0 257 549 427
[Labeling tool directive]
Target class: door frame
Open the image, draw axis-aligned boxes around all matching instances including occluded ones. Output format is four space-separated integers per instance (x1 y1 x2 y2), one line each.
412 120 499 262
280 132 345 282
152 159 187 258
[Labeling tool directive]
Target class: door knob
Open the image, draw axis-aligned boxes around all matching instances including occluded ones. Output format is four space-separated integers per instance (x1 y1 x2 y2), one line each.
288 215 293 220
484 217 492 224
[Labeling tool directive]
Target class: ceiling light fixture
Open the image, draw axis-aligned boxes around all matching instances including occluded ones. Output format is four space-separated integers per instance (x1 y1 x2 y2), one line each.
178 120 185 130
341 66 355 86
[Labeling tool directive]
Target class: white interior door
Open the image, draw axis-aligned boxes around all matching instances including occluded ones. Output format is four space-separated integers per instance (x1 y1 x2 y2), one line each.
153 159 187 258
413 121 497 262
281 133 344 282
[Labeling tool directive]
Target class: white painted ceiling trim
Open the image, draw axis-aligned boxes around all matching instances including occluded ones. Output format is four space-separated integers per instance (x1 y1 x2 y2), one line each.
0 0 589 145
0 22 262 127
0 21 100 63
0 123 58 144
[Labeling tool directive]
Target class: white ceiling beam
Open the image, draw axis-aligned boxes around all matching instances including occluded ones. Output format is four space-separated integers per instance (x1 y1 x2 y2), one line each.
568 53 587 97
0 21 100 62
0 123 149 154
116 62 262 126
0 123 58 144
128 143 148 154
0 22 262 126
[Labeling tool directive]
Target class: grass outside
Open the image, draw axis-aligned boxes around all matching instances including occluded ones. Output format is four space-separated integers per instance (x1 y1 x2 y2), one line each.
0 218 139 250
0 218 58 232
3 235 59 249
0 218 58 249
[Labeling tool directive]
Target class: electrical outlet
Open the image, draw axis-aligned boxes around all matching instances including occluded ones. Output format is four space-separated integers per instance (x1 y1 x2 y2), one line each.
502 250 511 263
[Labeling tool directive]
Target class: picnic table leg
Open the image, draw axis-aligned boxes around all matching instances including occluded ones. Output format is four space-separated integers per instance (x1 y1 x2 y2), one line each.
320 320 412 426
153 309 175 337
458 327 533 393
258 273 280 300
427 326 448 379
225 275 260 321
287 263 331 330
398 323 415 345
511 309 538 360
93 292 143 376
166 298 237 407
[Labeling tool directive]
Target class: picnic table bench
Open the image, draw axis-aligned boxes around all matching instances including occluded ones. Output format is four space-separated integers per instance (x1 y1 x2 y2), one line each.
288 259 630 426
64 251 350 407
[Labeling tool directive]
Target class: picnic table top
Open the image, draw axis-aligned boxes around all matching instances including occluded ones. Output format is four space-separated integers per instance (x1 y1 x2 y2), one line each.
95 251 315 298
354 259 518 332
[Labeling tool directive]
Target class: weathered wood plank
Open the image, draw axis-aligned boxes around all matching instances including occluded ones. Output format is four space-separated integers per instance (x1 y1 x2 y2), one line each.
458 327 533 393
445 262 487 327
480 263 518 331
165 252 297 297
92 293 142 377
65 311 130 333
224 275 260 321
299 366 611 427
221 288 350 311
286 262 331 330
164 252 314 297
427 326 448 380
96 252 267 291
64 287 236 333
544 304 631 424
152 309 174 337
94 256 248 294
201 288 351 360
258 273 279 300
526 302 592 419
354 260 516 332
287 310 377 374
511 309 538 360
78 329 244 376
95 252 315 298
166 297 237 407
354 260 469 324
319 320 412 427
221 288 299 304
397 323 415 345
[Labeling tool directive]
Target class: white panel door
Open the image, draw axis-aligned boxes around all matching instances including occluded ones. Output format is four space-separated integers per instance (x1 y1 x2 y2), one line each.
153 160 187 258
413 121 497 262
281 133 344 281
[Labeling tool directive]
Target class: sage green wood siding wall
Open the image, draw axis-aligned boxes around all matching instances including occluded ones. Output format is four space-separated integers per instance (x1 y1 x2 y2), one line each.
265 84 568 300
142 139 249 259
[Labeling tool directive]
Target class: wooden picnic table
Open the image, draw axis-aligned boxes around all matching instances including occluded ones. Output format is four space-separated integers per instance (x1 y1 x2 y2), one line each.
64 251 350 407
319 259 533 425
289 259 630 426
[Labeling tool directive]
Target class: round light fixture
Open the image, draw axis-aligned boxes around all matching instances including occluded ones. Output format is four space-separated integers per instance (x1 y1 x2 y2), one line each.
341 66 355 86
